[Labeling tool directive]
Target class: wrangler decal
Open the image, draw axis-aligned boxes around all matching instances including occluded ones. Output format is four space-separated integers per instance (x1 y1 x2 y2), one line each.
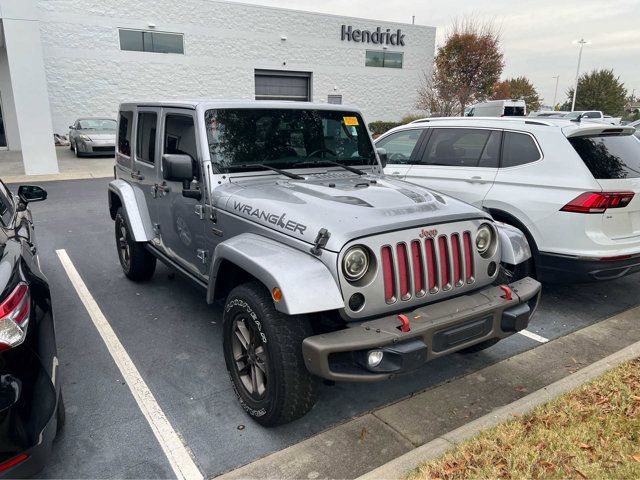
233 201 307 235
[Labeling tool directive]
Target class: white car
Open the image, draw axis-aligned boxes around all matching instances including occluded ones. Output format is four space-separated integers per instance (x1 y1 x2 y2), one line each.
377 117 640 282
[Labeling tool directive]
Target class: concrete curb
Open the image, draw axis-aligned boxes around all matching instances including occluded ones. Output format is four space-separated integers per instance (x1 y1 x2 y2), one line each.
4 172 112 184
357 339 640 480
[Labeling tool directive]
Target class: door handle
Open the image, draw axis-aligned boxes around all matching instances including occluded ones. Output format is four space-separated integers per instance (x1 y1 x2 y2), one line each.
391 171 401 175
131 171 144 181
466 176 484 183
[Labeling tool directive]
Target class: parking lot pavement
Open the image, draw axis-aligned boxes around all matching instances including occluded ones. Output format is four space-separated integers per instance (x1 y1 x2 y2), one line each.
15 177 640 479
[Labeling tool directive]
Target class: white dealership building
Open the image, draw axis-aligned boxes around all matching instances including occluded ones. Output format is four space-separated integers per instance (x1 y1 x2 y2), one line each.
0 0 435 174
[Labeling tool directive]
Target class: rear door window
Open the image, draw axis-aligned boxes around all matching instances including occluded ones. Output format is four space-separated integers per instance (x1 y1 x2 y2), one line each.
376 129 423 164
569 135 640 179
421 128 494 167
136 112 157 164
117 111 133 157
501 132 541 167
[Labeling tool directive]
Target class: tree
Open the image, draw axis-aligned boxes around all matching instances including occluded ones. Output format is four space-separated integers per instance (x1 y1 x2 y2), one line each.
416 70 459 117
434 19 504 114
566 69 627 115
415 19 504 116
492 80 511 100
492 76 542 112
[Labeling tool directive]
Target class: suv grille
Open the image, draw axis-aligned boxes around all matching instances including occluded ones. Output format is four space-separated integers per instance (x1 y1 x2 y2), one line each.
381 232 475 304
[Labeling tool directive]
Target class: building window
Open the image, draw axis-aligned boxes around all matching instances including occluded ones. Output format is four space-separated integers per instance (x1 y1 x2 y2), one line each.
119 29 184 54
328 95 342 105
365 50 403 68
255 70 311 102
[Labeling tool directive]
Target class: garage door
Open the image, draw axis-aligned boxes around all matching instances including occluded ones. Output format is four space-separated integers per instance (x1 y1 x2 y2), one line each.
255 70 311 102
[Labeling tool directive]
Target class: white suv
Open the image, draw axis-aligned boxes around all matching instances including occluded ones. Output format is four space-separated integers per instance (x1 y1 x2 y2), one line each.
377 117 640 282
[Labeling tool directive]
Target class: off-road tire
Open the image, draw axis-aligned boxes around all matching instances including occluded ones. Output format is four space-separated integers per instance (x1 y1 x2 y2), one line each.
223 282 317 427
458 338 500 354
115 207 156 281
56 390 66 434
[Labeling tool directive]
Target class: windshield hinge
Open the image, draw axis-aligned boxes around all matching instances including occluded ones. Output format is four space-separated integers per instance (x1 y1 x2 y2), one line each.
310 228 331 256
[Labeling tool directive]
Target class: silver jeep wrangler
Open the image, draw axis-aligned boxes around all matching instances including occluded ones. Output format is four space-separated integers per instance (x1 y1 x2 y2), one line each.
108 100 542 426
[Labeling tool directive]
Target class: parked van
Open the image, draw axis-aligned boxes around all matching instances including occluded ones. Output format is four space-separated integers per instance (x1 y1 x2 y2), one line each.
466 100 526 117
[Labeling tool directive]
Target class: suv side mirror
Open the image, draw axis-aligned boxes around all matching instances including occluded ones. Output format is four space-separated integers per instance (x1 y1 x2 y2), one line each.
18 185 47 204
376 148 388 168
162 154 193 182
69 125 75 130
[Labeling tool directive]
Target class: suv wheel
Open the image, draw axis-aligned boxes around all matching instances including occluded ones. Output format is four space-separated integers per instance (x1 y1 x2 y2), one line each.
115 207 156 281
223 282 317 427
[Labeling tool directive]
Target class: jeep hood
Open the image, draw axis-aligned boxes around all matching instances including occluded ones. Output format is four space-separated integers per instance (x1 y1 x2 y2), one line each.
217 173 490 252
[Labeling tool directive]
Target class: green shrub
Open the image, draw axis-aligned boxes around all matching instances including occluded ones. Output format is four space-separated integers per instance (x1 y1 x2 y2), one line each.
368 114 426 136
368 121 402 135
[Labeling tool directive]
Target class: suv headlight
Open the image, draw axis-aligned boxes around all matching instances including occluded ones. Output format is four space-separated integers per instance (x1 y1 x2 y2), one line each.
476 224 494 256
79 134 91 141
342 246 369 281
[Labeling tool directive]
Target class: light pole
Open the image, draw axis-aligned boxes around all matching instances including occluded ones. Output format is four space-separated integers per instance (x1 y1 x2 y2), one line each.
571 38 589 112
552 75 559 109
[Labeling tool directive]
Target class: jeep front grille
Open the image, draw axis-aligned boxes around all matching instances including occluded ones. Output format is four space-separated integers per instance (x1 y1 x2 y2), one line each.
381 232 475 304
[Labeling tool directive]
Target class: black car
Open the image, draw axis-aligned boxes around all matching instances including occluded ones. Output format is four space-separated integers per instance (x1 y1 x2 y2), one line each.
0 183 63 477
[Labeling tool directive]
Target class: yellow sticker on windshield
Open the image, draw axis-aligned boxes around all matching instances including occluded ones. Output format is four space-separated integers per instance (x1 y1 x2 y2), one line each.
343 116 359 126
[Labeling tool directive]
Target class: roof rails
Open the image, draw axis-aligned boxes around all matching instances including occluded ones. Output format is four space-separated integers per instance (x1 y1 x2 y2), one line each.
409 117 555 127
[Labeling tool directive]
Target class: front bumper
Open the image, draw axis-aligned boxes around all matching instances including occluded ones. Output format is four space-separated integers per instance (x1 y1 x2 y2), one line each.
537 251 640 282
302 278 541 381
77 140 115 155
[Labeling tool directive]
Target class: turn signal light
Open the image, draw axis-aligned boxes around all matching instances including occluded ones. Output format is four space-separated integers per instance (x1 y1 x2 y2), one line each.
560 192 635 214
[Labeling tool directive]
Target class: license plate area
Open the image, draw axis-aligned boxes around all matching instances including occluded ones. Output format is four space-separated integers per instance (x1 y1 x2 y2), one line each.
432 315 493 353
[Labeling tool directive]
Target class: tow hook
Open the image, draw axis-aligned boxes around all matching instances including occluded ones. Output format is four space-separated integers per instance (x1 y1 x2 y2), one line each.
397 314 411 332
500 285 513 301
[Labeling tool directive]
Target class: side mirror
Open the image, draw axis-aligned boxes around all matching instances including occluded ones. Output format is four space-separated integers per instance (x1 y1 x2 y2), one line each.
18 185 47 204
376 147 388 168
162 154 193 182
69 125 75 130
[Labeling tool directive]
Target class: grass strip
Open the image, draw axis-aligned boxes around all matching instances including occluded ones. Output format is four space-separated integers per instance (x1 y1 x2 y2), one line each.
408 358 640 479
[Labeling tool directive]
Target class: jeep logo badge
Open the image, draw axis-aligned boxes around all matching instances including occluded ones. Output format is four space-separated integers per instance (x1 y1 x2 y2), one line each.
419 228 438 239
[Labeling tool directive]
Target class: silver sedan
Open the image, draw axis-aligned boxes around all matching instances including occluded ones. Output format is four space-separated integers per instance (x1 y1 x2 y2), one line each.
69 118 117 157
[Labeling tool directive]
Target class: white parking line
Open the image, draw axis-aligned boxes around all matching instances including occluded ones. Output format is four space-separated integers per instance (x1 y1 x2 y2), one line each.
518 329 549 343
56 249 203 480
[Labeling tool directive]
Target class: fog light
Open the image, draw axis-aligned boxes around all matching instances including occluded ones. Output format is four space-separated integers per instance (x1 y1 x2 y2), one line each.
367 350 384 368
487 262 497 277
348 293 365 311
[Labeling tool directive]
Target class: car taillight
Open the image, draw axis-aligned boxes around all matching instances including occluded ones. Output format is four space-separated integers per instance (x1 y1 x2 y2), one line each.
560 192 635 214
0 283 31 352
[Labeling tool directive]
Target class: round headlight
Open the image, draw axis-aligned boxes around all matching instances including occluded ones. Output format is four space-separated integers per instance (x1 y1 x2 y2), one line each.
476 224 494 255
343 246 369 281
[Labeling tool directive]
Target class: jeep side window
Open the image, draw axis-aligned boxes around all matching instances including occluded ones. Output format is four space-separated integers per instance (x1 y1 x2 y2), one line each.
421 128 493 167
501 131 542 168
136 112 157 164
376 130 422 164
117 111 133 157
164 115 199 179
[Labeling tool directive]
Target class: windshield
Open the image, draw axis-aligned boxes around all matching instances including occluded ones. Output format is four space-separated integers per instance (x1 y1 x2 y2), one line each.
569 135 640 179
78 119 117 130
205 108 376 173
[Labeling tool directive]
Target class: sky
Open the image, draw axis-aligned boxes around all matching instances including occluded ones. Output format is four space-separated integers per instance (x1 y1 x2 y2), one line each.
228 0 639 108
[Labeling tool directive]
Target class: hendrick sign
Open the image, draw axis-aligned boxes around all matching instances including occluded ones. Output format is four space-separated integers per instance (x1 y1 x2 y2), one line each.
341 25 406 46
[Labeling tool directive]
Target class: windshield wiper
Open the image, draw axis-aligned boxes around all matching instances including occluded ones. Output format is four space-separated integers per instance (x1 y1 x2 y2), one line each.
296 160 365 176
234 164 305 180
